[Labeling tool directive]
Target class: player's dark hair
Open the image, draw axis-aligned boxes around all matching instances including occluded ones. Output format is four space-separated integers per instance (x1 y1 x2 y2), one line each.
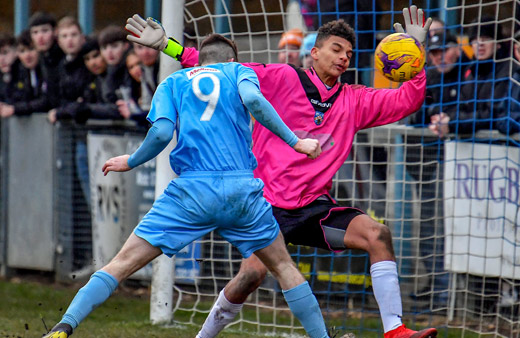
0 32 15 49
28 11 57 29
199 34 238 64
98 25 127 48
16 30 33 48
315 19 356 48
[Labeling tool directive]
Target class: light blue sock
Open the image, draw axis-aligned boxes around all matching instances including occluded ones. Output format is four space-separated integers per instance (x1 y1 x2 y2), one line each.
60 270 119 329
282 282 329 338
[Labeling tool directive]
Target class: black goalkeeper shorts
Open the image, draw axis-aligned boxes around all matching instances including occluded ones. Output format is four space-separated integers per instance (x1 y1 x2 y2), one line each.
272 196 364 252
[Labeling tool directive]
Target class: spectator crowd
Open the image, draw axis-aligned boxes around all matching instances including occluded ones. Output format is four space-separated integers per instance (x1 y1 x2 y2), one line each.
2 11 519 138
0 12 156 125
0 12 161 211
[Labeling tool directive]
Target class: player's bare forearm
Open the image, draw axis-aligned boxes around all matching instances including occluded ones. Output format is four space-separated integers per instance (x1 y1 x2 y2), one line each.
102 155 131 176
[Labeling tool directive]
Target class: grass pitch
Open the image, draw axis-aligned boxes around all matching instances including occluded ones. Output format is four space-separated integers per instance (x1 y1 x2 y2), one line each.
0 276 475 337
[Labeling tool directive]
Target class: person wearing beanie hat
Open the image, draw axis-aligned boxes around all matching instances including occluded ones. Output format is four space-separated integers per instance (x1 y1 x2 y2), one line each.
426 31 460 76
429 16 510 137
467 15 503 60
299 33 317 69
468 16 503 42
278 28 303 66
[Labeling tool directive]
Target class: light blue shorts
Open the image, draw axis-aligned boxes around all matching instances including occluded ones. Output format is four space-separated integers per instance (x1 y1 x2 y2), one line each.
134 170 279 258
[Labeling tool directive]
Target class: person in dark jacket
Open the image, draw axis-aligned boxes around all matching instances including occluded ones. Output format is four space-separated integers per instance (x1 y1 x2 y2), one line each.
114 49 149 127
45 17 93 215
0 30 51 117
410 31 463 126
405 31 463 309
98 25 139 104
430 16 510 137
29 11 64 108
495 30 520 135
70 36 140 209
0 33 18 103
47 16 91 124
78 36 130 123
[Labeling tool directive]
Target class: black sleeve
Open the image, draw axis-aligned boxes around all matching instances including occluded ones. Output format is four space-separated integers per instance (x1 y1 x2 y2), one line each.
13 97 50 115
85 102 123 120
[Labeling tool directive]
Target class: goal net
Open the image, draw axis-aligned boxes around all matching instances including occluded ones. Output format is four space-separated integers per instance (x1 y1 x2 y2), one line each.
152 1 520 337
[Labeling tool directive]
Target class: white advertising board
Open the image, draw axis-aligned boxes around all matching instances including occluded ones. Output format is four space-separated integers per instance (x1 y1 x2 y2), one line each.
444 141 520 278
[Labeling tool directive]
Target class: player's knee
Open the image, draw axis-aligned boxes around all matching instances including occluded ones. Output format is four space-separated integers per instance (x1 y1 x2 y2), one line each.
375 223 392 246
366 220 392 247
369 222 395 256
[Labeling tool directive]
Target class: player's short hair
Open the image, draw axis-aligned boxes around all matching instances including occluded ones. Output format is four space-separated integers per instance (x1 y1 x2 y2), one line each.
0 32 15 49
315 19 356 49
57 16 82 33
16 30 33 48
28 11 57 29
198 34 238 64
98 25 127 48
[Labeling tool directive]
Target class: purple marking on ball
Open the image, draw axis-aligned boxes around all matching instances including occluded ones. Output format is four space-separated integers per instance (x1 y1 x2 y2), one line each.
379 51 412 75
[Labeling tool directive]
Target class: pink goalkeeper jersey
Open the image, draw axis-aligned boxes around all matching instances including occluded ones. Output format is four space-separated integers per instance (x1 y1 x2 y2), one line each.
181 48 426 209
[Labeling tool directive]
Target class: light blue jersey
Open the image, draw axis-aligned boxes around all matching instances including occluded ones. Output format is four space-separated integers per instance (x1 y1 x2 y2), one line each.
147 62 258 175
136 62 281 259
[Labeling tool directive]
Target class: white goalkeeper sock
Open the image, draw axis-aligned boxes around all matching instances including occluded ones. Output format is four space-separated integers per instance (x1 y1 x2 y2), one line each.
196 288 243 338
370 261 403 333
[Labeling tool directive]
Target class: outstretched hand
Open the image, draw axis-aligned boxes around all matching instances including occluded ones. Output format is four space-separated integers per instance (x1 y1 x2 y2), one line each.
293 138 322 159
126 14 168 50
393 5 432 45
102 154 131 176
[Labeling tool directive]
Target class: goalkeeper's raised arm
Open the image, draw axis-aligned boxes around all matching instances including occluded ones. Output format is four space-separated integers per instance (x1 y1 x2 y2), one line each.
126 14 185 61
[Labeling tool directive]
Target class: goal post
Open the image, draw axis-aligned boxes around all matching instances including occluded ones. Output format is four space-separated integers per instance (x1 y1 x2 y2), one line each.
149 0 185 325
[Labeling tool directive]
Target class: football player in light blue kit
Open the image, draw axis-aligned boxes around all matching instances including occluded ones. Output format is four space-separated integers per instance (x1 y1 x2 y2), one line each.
43 34 330 338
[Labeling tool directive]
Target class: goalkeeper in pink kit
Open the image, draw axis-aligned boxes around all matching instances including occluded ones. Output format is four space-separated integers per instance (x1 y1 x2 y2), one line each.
127 5 436 338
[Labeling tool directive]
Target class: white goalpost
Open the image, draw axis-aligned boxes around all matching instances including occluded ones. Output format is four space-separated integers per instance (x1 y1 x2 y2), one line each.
149 0 185 325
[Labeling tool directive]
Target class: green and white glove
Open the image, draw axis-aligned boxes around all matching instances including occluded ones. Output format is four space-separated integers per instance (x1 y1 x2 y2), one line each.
393 5 432 45
125 14 185 61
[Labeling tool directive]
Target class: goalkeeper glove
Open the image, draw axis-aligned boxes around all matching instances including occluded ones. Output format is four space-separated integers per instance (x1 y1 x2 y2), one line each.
393 5 432 45
125 14 185 61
